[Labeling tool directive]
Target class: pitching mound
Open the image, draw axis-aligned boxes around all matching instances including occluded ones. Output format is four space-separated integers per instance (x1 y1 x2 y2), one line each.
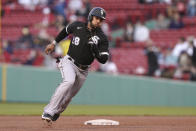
0 116 196 131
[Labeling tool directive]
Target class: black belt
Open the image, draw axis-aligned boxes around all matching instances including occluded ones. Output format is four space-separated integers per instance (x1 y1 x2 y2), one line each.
68 57 89 70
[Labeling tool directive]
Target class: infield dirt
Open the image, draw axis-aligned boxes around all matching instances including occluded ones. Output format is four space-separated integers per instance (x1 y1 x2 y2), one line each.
0 116 196 131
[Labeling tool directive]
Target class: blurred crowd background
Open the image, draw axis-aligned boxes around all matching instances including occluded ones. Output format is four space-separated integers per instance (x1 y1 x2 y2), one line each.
1 0 196 81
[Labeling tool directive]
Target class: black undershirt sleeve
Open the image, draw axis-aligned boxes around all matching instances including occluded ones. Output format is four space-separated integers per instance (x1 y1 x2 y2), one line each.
91 34 109 64
55 22 77 43
55 28 68 43
91 44 108 64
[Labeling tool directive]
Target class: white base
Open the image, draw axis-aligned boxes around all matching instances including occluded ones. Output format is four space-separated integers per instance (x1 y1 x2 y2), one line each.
84 119 119 126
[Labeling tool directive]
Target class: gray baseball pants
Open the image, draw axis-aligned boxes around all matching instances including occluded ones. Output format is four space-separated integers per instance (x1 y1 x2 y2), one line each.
44 55 88 116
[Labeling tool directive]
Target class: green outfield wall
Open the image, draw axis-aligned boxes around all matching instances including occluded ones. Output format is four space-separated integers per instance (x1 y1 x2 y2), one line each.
0 66 2 100
0 64 196 106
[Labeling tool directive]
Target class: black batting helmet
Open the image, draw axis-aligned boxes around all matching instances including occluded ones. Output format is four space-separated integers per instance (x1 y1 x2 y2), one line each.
88 7 106 21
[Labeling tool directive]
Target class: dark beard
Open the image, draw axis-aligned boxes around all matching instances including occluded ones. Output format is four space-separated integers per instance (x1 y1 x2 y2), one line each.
90 22 97 29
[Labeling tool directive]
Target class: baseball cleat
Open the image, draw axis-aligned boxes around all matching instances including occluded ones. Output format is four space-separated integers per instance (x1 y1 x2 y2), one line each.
52 113 60 121
42 113 60 121
42 113 52 120
42 113 52 122
42 113 53 127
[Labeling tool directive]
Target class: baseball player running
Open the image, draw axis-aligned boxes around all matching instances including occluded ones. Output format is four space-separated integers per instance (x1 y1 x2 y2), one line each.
42 7 109 123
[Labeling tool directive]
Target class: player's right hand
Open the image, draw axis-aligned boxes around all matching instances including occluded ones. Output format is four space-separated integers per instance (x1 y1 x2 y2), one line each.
45 43 55 55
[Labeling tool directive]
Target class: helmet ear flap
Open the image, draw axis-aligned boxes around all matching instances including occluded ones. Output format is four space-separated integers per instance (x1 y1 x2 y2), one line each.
88 9 94 21
88 15 93 22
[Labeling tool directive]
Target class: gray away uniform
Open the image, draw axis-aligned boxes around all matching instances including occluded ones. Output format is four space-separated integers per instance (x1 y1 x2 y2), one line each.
43 21 109 119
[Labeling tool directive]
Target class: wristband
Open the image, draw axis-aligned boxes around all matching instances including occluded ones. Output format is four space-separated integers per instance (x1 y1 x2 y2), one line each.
52 40 57 45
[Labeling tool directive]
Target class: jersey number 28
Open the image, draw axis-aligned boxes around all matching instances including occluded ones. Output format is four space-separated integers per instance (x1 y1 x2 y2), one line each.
72 37 80 46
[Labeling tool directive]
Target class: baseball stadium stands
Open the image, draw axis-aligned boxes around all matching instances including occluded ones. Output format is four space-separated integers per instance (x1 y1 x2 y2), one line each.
1 0 196 80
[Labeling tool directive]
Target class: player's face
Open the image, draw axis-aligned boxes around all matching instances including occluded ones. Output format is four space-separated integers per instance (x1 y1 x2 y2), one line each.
91 16 103 28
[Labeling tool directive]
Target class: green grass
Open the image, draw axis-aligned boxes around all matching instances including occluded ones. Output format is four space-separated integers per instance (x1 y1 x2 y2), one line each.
1 102 196 116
